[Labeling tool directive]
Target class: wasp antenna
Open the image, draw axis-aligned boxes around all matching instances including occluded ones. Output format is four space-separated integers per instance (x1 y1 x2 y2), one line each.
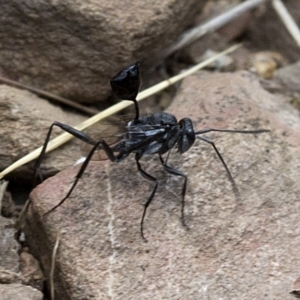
197 135 241 201
195 128 270 135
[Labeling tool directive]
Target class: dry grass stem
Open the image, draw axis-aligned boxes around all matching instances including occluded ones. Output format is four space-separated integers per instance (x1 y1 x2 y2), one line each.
157 0 266 60
0 76 98 116
0 43 241 180
50 231 61 300
272 0 300 47
0 180 9 212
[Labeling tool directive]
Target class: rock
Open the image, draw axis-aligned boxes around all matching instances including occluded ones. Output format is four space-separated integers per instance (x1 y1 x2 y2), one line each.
291 276 300 297
246 0 300 63
183 0 252 65
0 208 43 297
0 85 86 179
201 0 252 42
0 268 21 284
247 51 285 79
0 216 20 273
20 252 44 291
275 60 300 94
0 283 43 300
0 0 206 103
182 32 230 64
197 49 235 71
1 190 17 218
274 60 300 111
0 198 21 290
25 71 300 299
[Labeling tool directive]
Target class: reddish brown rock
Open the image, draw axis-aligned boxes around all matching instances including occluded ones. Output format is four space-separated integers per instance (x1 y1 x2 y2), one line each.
25 71 300 299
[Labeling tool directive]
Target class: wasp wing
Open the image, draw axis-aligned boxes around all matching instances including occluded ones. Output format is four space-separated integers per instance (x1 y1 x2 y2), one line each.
82 115 171 161
81 115 133 161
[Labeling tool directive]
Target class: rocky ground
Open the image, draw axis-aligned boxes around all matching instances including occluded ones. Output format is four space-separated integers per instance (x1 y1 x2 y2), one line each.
1 0 300 299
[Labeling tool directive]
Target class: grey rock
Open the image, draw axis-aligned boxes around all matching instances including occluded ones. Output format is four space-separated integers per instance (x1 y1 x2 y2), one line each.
0 0 206 103
274 60 300 110
246 0 300 63
25 71 300 299
0 216 20 273
0 283 43 300
0 268 21 284
275 60 300 94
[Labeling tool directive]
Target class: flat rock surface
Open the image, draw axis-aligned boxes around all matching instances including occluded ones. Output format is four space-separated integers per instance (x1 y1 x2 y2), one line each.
0 0 206 103
25 71 300 299
0 283 43 300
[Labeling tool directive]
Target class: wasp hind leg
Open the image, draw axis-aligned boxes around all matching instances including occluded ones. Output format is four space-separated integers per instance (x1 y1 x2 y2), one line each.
33 121 117 215
159 155 188 228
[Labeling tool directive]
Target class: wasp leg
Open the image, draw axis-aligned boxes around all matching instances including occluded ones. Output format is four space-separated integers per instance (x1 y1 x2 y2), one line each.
159 155 188 228
33 121 117 215
135 152 158 242
33 121 96 185
197 136 240 200
43 137 116 215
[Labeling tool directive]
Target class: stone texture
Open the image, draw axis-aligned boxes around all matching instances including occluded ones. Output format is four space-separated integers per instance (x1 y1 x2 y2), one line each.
0 216 20 273
0 268 21 284
0 283 43 300
274 60 300 111
274 61 300 110
0 190 17 218
25 71 300 299
0 215 44 296
20 251 44 291
0 84 85 178
246 0 300 63
0 0 206 103
275 60 300 94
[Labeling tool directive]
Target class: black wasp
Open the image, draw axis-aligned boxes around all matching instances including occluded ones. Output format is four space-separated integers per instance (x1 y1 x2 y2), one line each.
34 62 269 241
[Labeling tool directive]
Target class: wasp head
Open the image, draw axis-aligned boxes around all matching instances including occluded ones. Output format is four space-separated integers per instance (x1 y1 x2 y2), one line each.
177 118 196 153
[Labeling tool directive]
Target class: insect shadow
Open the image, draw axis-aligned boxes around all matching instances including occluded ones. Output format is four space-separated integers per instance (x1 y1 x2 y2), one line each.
33 62 270 241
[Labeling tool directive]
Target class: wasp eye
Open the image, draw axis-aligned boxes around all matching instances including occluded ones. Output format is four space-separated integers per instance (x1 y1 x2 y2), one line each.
178 118 195 153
